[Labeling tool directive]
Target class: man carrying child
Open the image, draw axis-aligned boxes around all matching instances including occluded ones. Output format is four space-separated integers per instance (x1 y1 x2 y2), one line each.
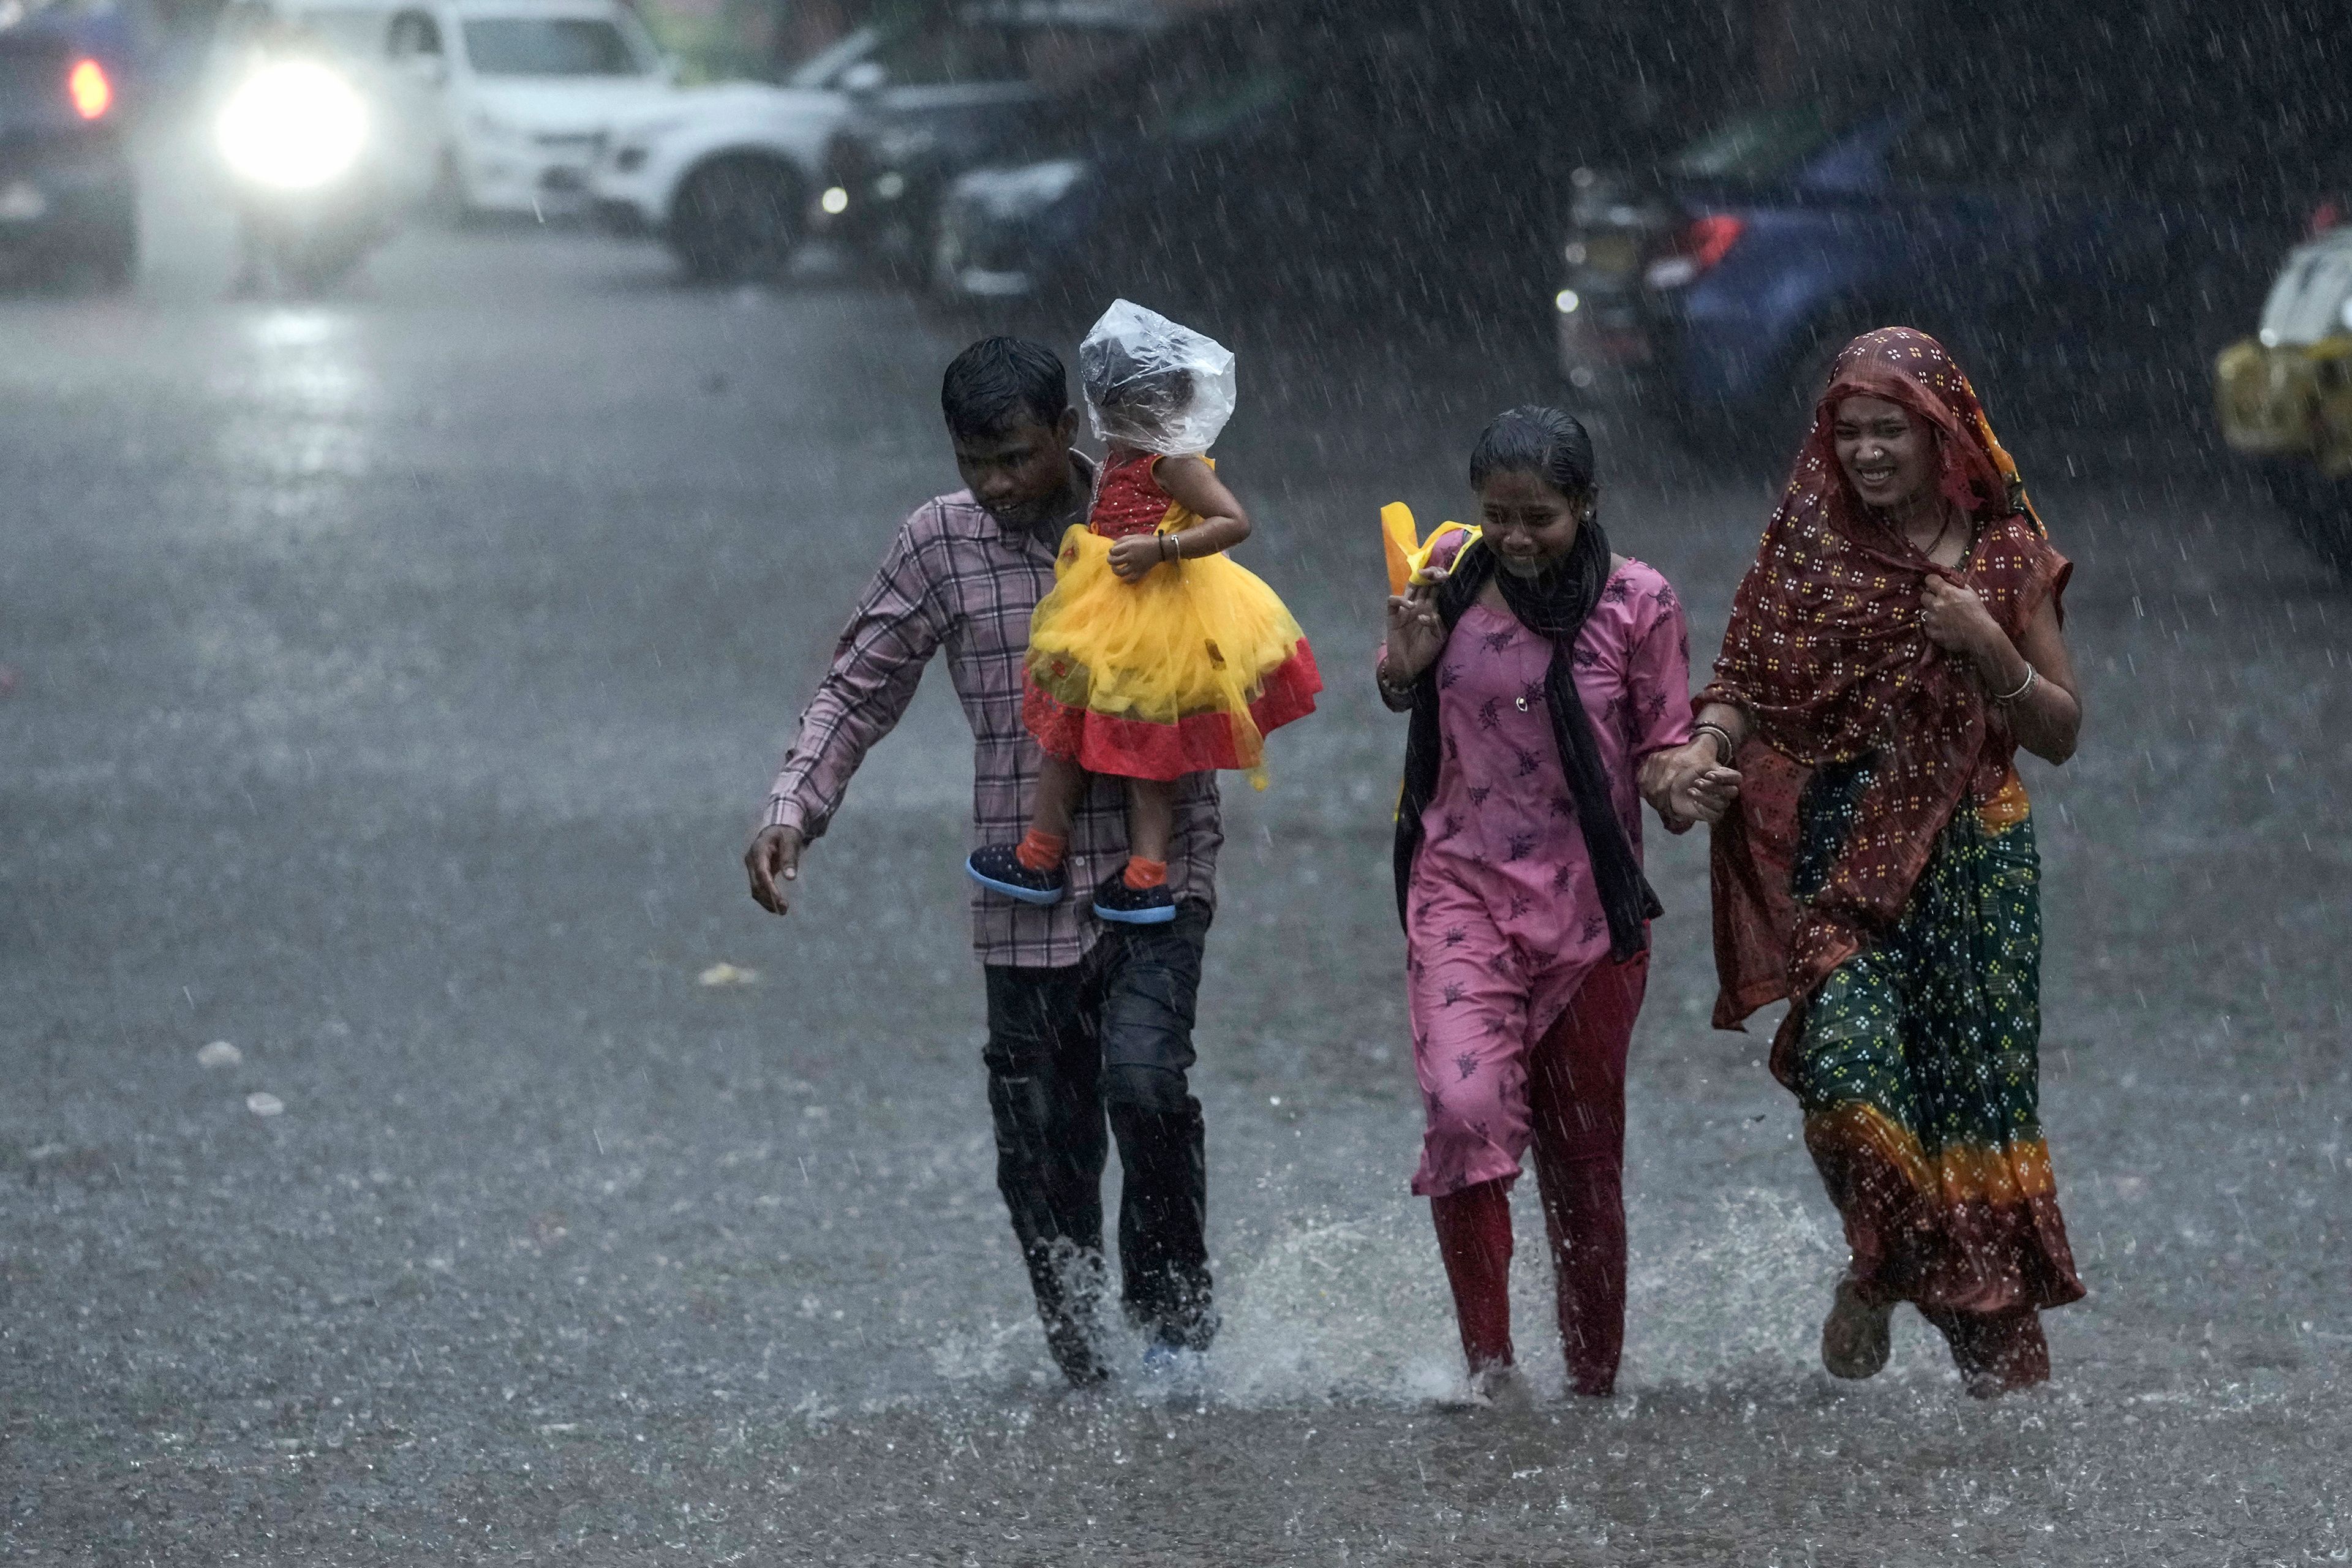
743 337 1221 1383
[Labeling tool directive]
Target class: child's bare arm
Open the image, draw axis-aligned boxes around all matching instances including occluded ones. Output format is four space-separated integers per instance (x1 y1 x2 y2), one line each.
1153 454 1251 556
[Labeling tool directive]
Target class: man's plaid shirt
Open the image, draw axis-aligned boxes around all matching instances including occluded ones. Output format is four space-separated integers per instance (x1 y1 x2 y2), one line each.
763 455 1221 969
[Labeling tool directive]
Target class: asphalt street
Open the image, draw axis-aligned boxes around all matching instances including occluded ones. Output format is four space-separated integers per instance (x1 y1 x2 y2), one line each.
2 160 2348 1564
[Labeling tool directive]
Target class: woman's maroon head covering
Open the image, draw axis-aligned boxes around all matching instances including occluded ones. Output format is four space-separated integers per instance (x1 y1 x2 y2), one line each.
1804 326 2042 536
1699 327 2067 1053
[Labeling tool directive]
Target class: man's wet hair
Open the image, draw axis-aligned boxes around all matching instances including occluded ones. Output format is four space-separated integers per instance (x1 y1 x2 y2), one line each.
1468 404 1596 500
941 337 1070 442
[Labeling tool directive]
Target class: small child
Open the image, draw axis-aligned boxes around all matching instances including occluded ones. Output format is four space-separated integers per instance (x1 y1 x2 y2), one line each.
967 300 1321 923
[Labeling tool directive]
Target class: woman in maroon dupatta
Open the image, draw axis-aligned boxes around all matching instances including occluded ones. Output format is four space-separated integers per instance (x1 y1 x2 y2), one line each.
1641 328 2088 1395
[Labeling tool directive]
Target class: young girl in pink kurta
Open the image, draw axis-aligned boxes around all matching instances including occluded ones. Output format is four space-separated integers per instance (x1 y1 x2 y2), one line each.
1377 407 1692 1400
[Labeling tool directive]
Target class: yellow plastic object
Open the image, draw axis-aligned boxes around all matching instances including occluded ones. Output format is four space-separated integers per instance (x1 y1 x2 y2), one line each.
1381 502 1481 595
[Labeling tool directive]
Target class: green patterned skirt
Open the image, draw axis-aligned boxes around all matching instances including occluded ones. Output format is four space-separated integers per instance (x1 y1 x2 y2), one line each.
1790 760 2086 1321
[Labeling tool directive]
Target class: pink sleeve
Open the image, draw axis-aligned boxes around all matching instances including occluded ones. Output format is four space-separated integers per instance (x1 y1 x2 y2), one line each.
1426 529 1470 573
1626 575 1695 760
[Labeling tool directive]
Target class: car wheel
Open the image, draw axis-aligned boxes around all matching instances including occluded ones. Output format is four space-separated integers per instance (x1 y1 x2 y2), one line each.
669 156 800 283
2272 468 2352 576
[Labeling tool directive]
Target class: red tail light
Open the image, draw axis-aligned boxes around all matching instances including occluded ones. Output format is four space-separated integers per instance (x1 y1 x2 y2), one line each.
1680 214 1745 270
67 58 111 120
1644 214 1746 290
2311 200 2343 238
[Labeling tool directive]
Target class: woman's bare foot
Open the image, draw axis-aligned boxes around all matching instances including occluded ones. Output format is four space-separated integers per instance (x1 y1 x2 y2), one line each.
1822 1276 1894 1380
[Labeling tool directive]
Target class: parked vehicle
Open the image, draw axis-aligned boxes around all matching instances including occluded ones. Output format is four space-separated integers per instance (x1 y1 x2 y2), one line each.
370 0 675 218
809 1 1158 278
0 0 138 287
927 0 1639 317
589 2 1158 285
2215 227 2352 573
1555 98 2302 453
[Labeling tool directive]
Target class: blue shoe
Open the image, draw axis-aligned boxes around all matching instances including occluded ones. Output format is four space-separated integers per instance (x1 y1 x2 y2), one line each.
966 845 1066 905
1092 872 1176 925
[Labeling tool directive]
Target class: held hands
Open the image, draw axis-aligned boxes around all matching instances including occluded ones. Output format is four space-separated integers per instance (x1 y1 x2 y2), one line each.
1108 535 1170 581
1640 739 1743 832
744 824 804 916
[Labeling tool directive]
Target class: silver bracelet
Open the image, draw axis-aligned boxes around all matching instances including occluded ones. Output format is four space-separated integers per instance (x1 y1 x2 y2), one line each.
1992 663 2038 705
1160 533 1178 562
1691 722 1738 766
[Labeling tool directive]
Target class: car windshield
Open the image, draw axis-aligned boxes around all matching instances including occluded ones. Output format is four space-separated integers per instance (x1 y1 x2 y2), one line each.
1669 104 1844 183
461 17 648 77
0 35 73 125
783 25 875 88
288 7 394 58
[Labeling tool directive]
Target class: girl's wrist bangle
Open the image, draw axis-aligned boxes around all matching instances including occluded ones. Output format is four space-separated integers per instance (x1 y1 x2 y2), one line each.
1992 662 2037 705
1160 533 1177 561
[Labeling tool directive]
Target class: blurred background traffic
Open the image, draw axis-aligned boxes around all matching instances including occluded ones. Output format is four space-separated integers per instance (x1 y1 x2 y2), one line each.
7 0 2352 567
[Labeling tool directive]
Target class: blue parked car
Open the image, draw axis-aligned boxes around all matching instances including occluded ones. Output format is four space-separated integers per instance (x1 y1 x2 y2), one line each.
1555 100 2302 451
0 0 141 287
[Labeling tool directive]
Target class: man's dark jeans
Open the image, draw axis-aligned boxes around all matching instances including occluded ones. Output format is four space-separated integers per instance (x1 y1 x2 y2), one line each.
982 901 1214 1380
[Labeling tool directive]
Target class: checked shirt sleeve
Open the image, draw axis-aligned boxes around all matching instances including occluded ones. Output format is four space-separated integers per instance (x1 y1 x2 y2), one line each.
763 509 952 841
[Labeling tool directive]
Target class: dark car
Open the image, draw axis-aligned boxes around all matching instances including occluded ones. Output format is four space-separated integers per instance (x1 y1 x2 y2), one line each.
1556 95 2314 451
0 1 137 287
925 0 1649 320
809 0 1160 277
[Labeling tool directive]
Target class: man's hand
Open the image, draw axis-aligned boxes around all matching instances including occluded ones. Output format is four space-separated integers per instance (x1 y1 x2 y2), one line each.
744 824 804 916
1107 534 1168 581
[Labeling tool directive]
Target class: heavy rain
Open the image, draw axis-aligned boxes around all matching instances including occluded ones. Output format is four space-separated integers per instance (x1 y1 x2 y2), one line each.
1 0 2345 1560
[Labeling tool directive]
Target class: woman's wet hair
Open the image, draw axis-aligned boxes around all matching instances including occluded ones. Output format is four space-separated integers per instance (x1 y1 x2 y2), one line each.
941 336 1070 441
1468 405 1596 502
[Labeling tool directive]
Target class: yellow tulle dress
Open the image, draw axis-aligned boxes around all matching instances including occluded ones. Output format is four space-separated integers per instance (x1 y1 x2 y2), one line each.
1023 453 1321 783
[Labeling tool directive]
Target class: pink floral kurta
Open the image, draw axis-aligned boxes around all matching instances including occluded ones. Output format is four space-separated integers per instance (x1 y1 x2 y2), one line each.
1401 559 1692 1196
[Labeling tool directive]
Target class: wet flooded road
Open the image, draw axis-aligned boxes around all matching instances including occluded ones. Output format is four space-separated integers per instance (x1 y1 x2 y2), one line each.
2 217 2345 1564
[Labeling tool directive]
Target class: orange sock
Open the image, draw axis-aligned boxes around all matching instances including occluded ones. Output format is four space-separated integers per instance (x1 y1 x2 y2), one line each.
1014 829 1066 872
1121 856 1167 891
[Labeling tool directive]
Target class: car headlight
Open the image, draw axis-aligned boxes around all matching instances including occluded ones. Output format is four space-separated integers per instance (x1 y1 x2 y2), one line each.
620 114 685 144
956 159 1087 224
216 60 368 190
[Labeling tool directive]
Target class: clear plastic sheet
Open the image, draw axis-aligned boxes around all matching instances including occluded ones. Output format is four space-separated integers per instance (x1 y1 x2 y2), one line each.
1078 298 1237 455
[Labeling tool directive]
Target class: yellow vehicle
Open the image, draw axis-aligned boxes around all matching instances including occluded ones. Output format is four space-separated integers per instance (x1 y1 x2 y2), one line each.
2215 228 2352 571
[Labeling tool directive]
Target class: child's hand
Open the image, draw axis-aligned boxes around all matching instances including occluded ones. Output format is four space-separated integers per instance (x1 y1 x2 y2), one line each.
1108 535 1169 581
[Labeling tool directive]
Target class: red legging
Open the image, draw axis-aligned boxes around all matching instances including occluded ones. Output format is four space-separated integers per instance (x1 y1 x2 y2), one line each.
1429 952 1646 1397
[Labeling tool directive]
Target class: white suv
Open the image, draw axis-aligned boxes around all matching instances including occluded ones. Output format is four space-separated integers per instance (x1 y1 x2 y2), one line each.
590 4 1157 283
377 0 678 217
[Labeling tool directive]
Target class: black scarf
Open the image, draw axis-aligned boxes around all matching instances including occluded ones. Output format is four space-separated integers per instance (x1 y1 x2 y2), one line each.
1391 525 1662 960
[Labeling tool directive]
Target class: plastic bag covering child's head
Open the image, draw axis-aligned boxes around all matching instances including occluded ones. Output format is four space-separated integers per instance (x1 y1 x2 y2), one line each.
1079 299 1237 455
